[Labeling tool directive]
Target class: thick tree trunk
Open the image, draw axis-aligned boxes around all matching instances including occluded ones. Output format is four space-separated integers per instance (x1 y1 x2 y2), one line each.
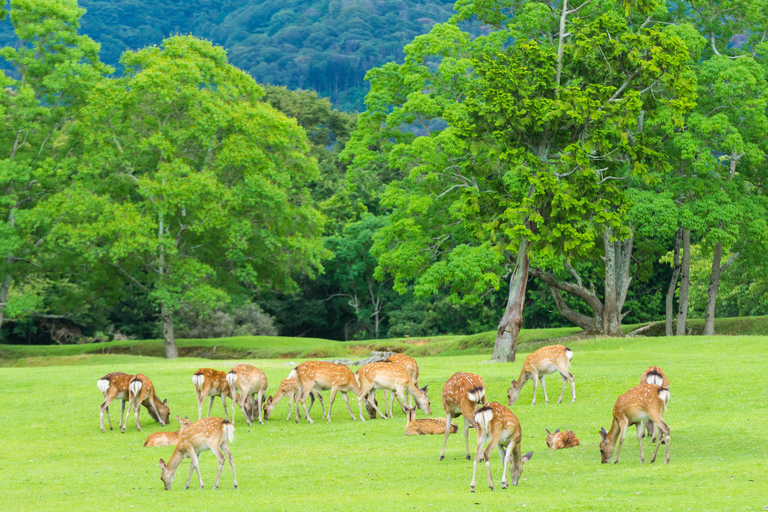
665 229 682 336
491 237 529 363
0 274 11 334
160 303 178 359
675 228 690 335
703 242 739 336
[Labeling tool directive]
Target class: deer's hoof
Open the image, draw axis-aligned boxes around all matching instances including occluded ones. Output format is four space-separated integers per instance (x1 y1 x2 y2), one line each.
439 456 445 461
489 486 494 491
470 487 475 493
502 483 508 489
466 455 471 460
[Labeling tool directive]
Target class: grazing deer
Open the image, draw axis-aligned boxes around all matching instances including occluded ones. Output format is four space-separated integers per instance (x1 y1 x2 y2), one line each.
545 429 580 449
192 368 231 421
356 362 431 419
507 345 575 406
405 406 458 436
97 372 136 432
145 416 192 447
599 384 671 464
640 366 670 439
124 374 170 433
385 353 420 407
158 417 237 491
439 372 486 461
471 402 533 492
263 375 325 421
226 364 268 425
291 361 363 423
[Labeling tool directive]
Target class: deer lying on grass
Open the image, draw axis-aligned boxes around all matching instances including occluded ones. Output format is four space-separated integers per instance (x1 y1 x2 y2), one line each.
263 375 325 421
599 384 671 464
356 362 431 419
439 372 486 461
291 361 363 423
507 345 575 406
470 402 533 492
124 374 170 433
158 417 237 491
226 364 268 425
97 372 136 432
640 366 670 439
405 406 457 436
385 353 420 407
193 368 231 421
545 429 580 449
145 416 192 447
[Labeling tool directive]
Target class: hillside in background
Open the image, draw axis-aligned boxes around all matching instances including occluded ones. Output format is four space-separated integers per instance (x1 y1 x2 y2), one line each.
0 0 456 111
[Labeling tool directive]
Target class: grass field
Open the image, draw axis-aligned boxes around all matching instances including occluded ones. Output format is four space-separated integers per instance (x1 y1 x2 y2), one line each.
1 334 766 511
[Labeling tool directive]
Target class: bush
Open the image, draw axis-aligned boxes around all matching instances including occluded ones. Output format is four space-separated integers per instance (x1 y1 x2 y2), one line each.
174 303 278 339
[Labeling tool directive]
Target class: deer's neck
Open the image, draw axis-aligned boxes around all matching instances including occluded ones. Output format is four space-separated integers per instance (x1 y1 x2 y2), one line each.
166 446 186 476
607 417 621 445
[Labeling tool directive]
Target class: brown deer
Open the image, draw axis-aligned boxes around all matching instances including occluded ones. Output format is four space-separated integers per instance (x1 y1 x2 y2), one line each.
263 375 325 421
226 364 268 425
192 368 231 421
144 416 192 447
97 372 139 432
158 417 237 490
439 372 486 461
125 374 170 433
640 366 670 439
545 429 580 449
291 361 363 423
385 353 420 407
599 384 671 464
470 402 533 492
507 345 575 406
357 362 431 419
405 406 457 436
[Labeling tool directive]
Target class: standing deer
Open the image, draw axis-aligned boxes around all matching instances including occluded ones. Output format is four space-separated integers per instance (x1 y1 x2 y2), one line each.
405 406 458 436
507 345 575 406
545 428 580 449
356 362 431 419
439 372 486 461
124 374 171 433
471 402 533 492
158 417 237 490
263 375 325 421
226 364 268 425
599 384 671 464
640 366 670 439
192 368 231 421
97 372 139 432
291 361 362 423
145 416 192 447
385 353 420 407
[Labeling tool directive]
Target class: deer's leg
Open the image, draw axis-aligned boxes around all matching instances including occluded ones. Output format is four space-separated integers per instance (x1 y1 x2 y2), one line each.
649 416 670 464
530 373 539 405
464 417 472 460
568 371 576 402
190 451 204 489
99 393 115 433
238 392 253 427
133 395 143 432
230 387 238 422
207 395 215 417
210 445 226 490
119 400 126 430
439 412 453 461
539 377 549 405
484 439 498 491
256 390 264 425
558 373 568 404
636 422 645 463
220 393 229 421
327 386 340 422
196 389 204 420
222 441 237 489
340 391 357 421
395 385 410 415
470 430 488 492
612 419 628 464
185 458 197 490
298 387 314 424
149 397 165 426
500 442 514 489
368 389 389 419
313 390 325 419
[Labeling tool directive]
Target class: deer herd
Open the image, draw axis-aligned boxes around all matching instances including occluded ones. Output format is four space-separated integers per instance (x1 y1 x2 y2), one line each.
96 344 671 493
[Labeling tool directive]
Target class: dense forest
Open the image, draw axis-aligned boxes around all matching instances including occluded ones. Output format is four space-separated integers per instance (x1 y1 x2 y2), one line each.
2 0 767 359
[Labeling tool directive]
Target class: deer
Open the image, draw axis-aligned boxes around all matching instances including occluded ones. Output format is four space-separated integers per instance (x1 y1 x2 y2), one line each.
599 384 671 464
145 416 192 447
471 402 533 492
290 361 363 423
263 375 325 421
545 428 580 449
158 417 237 491
405 406 458 436
640 366 670 440
192 368 231 421
507 345 575 406
124 374 171 433
385 353 420 407
439 372 486 461
226 364 268 425
97 372 139 432
356 362 430 419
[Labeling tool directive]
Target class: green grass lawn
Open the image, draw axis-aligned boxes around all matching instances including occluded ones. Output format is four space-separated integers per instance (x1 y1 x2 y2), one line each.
1 334 766 511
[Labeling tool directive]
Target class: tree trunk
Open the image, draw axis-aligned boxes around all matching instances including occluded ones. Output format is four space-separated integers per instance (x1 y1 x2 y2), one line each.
703 242 739 336
0 274 11 334
160 303 178 359
676 228 690 335
665 229 682 336
491 237 529 363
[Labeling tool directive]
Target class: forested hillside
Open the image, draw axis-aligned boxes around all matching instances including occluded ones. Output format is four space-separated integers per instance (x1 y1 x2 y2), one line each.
0 0 455 111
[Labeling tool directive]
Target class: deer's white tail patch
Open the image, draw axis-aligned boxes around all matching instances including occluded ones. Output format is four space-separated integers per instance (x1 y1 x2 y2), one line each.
192 374 204 389
223 422 235 444
97 378 110 395
658 388 670 408
288 369 297 381
566 347 574 363
647 374 663 386
226 372 237 388
129 379 143 396
467 386 485 403
474 408 493 431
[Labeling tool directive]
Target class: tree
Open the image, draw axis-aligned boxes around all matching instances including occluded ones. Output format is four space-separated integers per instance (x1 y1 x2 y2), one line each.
45 36 329 357
344 0 695 360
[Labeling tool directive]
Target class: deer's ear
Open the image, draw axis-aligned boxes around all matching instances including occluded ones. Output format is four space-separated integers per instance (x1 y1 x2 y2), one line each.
555 428 560 434
176 415 182 422
163 399 168 406
522 451 533 463
159 459 167 470
546 428 551 435
420 385 428 394
184 415 188 420
599 428 607 441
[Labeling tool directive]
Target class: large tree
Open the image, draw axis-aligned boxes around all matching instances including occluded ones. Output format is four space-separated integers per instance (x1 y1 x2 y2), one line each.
46 36 329 357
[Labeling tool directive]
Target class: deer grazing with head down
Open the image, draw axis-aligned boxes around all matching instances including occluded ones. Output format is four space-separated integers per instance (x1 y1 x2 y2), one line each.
192 368 231 421
291 361 363 423
226 364 268 425
599 384 671 464
439 372 486 461
545 428 580 449
158 417 237 490
405 406 457 436
470 402 533 492
640 366 670 439
507 345 575 406
263 375 325 421
356 362 430 419
124 374 171 433
97 372 135 432
144 416 192 447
